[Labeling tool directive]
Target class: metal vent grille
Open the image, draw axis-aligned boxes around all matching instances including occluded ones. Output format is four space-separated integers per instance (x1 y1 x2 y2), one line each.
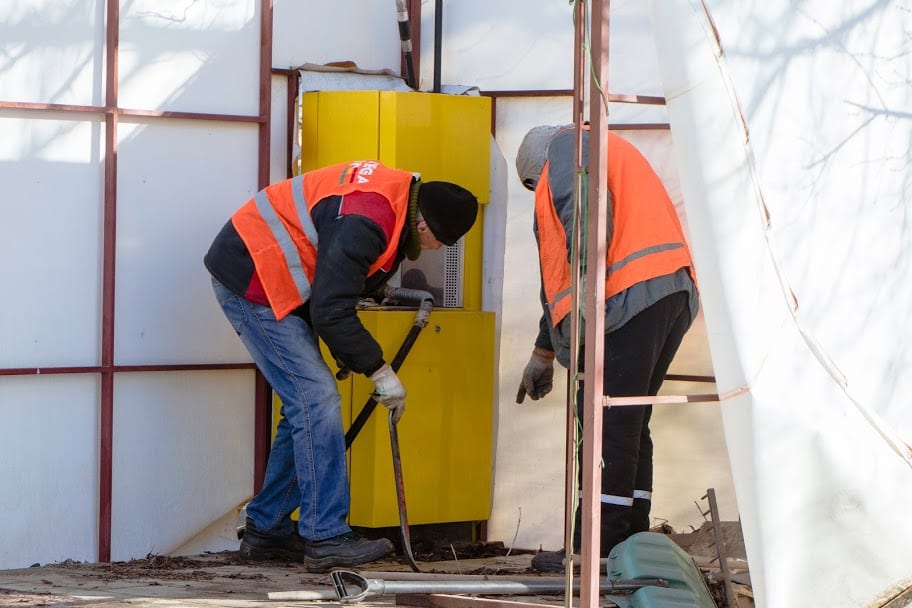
443 240 463 308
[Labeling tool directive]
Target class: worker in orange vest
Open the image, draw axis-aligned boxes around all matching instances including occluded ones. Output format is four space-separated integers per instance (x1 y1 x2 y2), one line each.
514 125 699 572
204 161 478 572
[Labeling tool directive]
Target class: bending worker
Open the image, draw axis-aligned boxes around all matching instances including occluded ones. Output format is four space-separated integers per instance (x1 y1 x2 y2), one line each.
204 160 478 573
514 125 699 572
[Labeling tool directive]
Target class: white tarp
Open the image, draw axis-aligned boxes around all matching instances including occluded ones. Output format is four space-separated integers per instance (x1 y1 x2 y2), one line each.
649 1 912 606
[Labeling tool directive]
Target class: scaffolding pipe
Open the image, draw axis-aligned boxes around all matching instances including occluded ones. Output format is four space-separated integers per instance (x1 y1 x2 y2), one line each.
267 570 667 603
433 0 443 92
395 0 418 89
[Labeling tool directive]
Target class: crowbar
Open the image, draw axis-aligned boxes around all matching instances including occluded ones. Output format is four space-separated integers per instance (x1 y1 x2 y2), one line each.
344 286 433 573
344 287 433 448
389 409 420 572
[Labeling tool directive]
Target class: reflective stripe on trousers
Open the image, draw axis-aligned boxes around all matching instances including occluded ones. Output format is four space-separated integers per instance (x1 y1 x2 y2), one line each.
579 489 652 507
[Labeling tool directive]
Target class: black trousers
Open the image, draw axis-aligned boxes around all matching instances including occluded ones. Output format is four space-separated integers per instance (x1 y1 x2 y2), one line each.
572 290 692 556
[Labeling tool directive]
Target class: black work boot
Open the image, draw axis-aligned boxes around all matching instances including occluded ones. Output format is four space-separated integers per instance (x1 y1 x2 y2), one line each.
532 507 623 573
239 518 308 562
304 532 394 573
531 550 568 573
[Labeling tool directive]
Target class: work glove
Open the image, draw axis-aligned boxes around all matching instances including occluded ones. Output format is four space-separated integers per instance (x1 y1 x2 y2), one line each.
334 357 351 381
370 363 406 423
516 347 555 403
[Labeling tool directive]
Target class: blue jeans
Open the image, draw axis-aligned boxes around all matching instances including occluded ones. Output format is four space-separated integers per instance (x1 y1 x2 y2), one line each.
211 278 351 541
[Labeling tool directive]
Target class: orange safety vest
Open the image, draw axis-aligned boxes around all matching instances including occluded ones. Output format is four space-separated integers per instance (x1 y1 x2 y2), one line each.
535 132 696 327
231 161 415 320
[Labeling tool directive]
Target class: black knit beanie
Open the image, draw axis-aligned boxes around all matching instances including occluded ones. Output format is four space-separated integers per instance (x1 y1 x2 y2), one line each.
416 181 479 246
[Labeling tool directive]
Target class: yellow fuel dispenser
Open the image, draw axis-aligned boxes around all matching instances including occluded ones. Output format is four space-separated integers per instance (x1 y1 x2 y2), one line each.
277 90 495 530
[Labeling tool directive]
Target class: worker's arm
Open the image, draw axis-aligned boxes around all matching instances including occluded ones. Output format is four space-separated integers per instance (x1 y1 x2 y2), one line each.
517 250 557 404
527 130 587 372
309 196 389 376
310 191 408 422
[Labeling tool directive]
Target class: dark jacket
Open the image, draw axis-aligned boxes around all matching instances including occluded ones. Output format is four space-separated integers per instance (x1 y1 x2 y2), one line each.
205 194 408 376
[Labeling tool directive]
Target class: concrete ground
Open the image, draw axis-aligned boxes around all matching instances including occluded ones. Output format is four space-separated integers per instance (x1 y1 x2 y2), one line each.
0 525 760 608
0 553 539 608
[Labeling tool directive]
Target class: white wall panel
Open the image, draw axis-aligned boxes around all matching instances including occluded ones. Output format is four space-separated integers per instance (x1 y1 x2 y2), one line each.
488 97 574 553
609 102 668 125
0 114 103 368
420 0 574 92
111 371 254 561
114 120 257 365
0 375 99 569
269 74 290 183
701 0 912 443
119 0 259 115
421 0 666 93
651 2 912 603
0 1 104 106
272 0 400 72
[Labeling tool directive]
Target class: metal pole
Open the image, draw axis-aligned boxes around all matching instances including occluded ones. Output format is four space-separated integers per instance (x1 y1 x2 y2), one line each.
581 2 610 608
268 570 667 603
433 0 443 92
395 0 418 89
565 2 588 604
706 489 736 608
99 0 120 564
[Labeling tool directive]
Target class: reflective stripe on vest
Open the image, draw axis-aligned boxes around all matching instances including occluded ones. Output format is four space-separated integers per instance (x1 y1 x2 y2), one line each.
547 243 688 320
251 175 317 304
232 162 414 320
534 161 574 324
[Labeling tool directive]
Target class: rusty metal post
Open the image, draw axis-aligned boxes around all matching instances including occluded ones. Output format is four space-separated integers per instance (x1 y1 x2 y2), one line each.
98 0 120 564
580 1 610 608
563 1 589 605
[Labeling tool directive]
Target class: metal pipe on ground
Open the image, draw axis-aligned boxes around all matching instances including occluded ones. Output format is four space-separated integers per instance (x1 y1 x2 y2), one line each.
267 570 668 603
364 571 588 582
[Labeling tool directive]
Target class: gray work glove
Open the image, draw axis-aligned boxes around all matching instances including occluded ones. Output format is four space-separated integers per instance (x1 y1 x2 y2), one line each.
516 347 555 403
370 363 406 423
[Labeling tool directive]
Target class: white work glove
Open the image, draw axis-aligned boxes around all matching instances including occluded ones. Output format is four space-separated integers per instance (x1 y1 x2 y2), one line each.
370 363 406 423
516 347 555 403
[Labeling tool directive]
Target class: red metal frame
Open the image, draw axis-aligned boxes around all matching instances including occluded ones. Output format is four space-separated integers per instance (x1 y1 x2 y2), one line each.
0 0 273 562
98 0 120 563
0 0 703 568
478 89 671 138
